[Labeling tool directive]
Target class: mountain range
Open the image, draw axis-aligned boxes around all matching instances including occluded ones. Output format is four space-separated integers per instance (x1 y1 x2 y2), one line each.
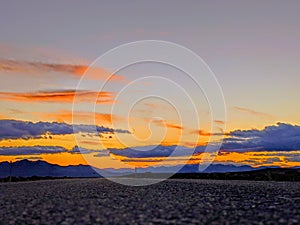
0 159 273 178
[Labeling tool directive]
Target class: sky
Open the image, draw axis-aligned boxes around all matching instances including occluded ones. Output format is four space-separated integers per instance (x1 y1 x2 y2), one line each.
0 0 300 170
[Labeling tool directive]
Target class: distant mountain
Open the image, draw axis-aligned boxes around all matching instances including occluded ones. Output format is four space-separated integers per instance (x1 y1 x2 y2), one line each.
182 164 255 173
0 159 287 179
0 159 101 178
137 163 255 174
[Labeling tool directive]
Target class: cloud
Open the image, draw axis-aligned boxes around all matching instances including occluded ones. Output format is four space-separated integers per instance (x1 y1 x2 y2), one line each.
94 152 110 157
0 146 66 155
0 119 130 140
109 145 205 158
70 146 102 154
0 58 124 81
222 122 300 151
234 106 273 118
0 145 103 156
284 153 300 163
214 120 225 125
0 89 114 104
165 123 182 130
39 110 123 124
190 130 212 137
15 156 43 160
0 144 108 156
151 119 225 135
189 129 225 137
151 119 183 130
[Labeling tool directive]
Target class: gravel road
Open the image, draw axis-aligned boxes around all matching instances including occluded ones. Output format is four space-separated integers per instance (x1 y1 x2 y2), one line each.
0 178 299 224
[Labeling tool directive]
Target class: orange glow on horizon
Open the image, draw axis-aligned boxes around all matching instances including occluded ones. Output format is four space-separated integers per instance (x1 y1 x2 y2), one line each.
0 149 299 169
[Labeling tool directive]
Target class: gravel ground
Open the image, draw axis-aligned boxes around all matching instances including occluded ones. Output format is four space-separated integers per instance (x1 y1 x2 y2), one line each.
0 178 299 225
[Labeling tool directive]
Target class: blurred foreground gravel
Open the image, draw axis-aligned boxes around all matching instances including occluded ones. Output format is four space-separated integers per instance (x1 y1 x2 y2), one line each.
0 178 299 224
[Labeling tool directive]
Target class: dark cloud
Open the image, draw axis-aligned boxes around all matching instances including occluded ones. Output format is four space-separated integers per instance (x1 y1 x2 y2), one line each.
285 154 300 162
222 123 300 151
0 146 66 155
94 151 110 157
109 145 205 158
70 146 104 154
15 156 43 160
0 119 130 140
0 145 106 156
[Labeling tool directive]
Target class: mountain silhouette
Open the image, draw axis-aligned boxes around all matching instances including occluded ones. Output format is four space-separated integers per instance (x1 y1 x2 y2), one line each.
0 159 101 178
0 159 259 178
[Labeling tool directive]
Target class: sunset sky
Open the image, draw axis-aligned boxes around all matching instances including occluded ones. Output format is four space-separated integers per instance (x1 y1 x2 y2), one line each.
0 1 300 170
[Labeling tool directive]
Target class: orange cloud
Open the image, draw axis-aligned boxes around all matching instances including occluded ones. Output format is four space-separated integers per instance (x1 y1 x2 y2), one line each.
192 130 212 137
214 120 225 125
152 119 182 130
40 110 123 124
234 106 273 118
166 123 182 130
190 129 227 137
0 58 124 81
0 90 115 104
